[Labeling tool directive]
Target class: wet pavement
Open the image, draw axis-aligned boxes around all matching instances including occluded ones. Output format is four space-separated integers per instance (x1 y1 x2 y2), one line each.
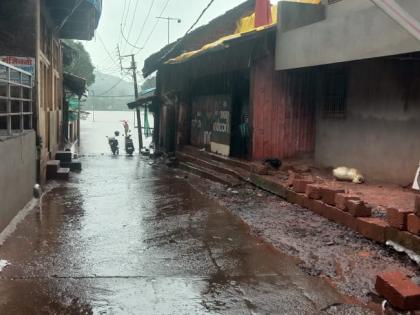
0 155 376 314
0 113 376 314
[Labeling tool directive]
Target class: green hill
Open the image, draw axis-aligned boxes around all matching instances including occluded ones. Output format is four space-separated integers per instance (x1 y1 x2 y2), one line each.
83 71 135 111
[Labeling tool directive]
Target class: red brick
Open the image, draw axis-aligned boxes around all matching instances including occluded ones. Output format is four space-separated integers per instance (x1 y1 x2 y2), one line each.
320 187 345 206
311 200 326 217
292 179 314 193
387 208 412 231
286 189 298 205
305 184 322 200
357 217 389 243
415 195 420 216
323 204 357 230
347 200 372 217
295 193 306 208
335 193 360 211
407 214 420 236
375 272 420 310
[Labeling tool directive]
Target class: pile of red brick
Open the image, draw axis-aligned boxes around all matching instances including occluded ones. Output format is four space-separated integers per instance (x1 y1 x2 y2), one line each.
387 195 420 236
290 179 420 244
375 272 420 311
290 179 389 242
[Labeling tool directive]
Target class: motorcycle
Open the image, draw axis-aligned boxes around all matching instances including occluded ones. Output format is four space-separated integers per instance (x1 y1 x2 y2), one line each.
125 135 135 156
107 131 120 155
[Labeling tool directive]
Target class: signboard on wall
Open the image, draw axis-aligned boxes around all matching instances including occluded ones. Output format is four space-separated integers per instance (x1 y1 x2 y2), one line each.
190 94 232 156
0 56 35 86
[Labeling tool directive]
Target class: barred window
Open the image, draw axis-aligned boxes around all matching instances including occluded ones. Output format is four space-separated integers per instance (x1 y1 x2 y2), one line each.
322 65 348 119
0 61 33 136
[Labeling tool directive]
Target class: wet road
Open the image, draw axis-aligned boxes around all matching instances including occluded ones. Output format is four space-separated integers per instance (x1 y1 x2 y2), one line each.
0 156 373 314
0 114 373 314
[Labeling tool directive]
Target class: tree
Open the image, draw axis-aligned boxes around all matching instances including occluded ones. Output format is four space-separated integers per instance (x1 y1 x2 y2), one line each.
63 40 95 86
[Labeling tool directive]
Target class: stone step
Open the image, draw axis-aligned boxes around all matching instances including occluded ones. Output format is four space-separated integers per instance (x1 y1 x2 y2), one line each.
56 168 70 181
181 145 253 172
46 160 61 180
61 159 82 172
55 151 73 163
176 151 250 182
178 162 241 187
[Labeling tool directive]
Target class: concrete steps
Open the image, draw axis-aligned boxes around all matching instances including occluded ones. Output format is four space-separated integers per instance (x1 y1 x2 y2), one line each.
61 159 82 172
182 145 253 172
179 162 241 187
176 151 250 182
55 151 72 163
46 151 82 181
46 160 70 181
56 168 71 180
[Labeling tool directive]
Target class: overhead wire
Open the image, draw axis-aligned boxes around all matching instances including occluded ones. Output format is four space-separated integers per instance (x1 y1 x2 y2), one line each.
133 0 171 55
94 77 127 97
118 0 128 45
126 0 141 41
130 0 156 53
122 0 141 52
97 34 120 69
158 0 216 62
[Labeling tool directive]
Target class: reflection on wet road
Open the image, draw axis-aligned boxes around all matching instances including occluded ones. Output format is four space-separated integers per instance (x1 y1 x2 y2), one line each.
0 113 372 314
0 155 371 314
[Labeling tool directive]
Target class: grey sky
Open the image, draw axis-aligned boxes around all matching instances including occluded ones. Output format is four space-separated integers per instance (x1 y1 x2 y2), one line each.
84 0 276 83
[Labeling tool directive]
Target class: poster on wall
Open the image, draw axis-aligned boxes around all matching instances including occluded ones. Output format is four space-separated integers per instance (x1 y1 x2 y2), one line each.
191 94 232 156
210 95 232 157
0 56 35 86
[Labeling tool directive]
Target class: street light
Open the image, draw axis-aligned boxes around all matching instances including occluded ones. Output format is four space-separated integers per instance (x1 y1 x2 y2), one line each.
156 16 182 44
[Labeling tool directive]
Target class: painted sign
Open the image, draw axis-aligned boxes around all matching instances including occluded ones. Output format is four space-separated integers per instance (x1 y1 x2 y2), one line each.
0 56 35 86
191 94 232 156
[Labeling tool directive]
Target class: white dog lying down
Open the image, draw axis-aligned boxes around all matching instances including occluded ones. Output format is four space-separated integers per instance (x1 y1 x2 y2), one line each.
333 167 365 184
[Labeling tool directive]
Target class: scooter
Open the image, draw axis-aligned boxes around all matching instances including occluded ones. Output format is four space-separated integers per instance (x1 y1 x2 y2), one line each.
107 131 120 155
125 135 135 156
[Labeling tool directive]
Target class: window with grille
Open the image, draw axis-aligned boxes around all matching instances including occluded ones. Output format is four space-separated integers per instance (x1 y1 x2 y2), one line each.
0 61 33 136
322 65 348 119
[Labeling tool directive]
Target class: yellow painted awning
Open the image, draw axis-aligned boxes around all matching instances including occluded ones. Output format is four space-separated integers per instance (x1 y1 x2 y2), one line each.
166 0 320 64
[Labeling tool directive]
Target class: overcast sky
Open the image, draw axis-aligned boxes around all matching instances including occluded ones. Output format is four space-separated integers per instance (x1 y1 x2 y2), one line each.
84 0 276 83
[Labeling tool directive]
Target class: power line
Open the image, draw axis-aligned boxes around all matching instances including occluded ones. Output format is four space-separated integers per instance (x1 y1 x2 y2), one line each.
130 0 156 53
118 0 128 46
158 0 216 63
121 0 132 34
133 0 171 55
126 0 141 41
97 34 120 69
120 28 143 50
95 77 127 97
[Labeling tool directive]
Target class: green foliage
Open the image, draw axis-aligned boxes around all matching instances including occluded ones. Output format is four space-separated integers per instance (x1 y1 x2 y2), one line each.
63 40 96 86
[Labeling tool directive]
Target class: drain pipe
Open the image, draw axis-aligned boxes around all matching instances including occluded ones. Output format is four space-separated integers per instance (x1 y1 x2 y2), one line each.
371 0 420 41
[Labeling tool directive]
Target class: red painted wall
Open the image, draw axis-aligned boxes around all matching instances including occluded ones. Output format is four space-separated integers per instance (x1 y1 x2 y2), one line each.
250 52 316 160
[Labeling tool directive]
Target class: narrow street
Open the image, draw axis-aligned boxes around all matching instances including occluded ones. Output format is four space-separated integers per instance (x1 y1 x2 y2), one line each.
0 118 373 314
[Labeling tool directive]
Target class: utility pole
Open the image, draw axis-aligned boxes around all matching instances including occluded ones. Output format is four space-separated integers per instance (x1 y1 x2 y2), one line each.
118 46 143 149
156 16 182 44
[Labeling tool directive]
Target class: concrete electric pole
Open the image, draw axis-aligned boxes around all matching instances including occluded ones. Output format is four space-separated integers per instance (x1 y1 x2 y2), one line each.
118 46 143 150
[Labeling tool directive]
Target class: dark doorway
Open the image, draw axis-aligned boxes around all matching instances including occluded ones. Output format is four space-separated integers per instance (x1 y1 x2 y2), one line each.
230 70 250 159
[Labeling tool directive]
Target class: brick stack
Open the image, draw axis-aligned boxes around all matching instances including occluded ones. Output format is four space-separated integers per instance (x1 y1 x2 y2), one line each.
407 195 420 236
375 272 420 311
287 182 393 243
386 195 420 237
